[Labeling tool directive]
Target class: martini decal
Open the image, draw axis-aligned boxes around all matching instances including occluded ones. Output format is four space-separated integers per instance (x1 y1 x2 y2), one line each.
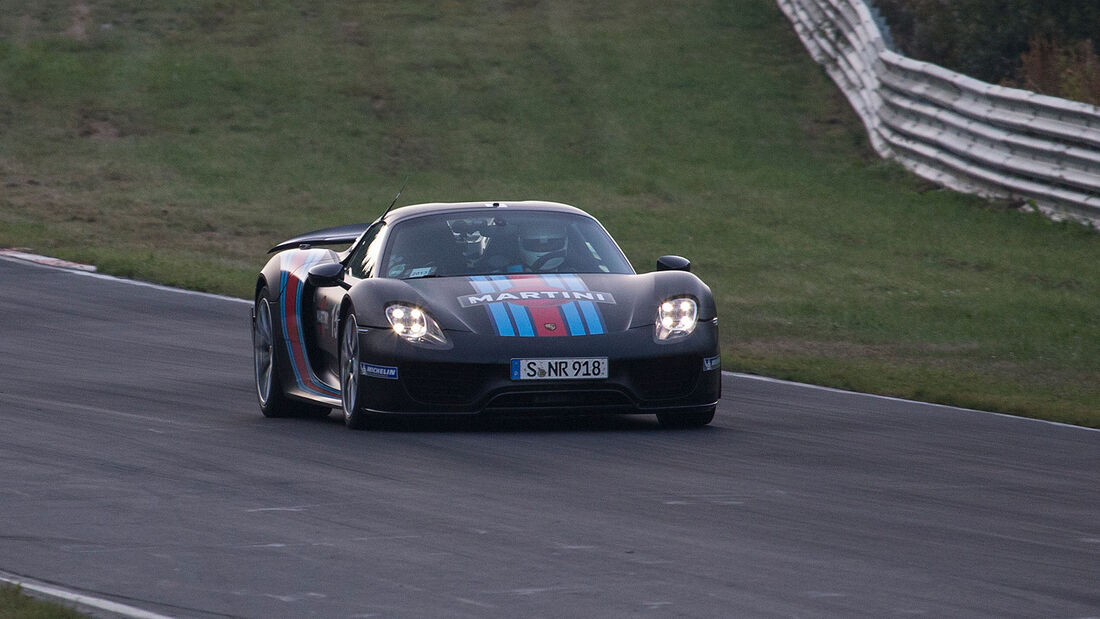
466 275 611 337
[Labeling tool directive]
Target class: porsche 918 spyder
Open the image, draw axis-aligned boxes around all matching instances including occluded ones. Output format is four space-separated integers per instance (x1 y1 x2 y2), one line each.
251 200 721 429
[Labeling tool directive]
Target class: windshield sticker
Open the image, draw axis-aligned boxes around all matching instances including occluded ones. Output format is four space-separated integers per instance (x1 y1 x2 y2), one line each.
408 266 436 279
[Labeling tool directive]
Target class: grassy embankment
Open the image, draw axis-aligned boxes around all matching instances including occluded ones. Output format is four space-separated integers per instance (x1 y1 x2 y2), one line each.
0 584 83 618
1 1 1097 425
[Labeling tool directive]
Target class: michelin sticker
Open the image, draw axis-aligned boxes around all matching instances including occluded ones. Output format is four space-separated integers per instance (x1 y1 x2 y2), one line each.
360 362 399 380
703 355 721 371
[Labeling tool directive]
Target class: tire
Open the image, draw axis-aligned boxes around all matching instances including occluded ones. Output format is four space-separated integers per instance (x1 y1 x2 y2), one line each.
253 286 330 419
339 312 372 430
656 406 715 429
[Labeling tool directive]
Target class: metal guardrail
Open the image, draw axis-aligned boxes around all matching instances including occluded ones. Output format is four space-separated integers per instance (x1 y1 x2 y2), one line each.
777 0 1100 226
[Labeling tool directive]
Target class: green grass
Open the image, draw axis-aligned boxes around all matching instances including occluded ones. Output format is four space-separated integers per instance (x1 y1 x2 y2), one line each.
1 1 1097 425
0 585 84 618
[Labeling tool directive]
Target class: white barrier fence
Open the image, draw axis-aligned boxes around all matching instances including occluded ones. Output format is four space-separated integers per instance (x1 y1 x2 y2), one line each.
777 0 1100 226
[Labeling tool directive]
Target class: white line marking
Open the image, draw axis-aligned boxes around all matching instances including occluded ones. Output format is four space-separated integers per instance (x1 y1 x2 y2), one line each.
0 392 212 429
456 597 497 609
245 507 308 513
724 371 1100 433
70 267 251 304
0 253 250 305
0 571 173 619
350 535 421 542
0 249 97 271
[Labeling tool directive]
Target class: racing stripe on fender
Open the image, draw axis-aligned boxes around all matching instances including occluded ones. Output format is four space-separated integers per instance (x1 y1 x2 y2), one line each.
280 253 341 397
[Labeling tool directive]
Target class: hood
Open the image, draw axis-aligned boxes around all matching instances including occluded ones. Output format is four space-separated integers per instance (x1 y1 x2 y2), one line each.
351 272 714 337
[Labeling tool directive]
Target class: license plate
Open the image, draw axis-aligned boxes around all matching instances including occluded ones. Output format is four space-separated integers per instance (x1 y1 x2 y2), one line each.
511 358 608 380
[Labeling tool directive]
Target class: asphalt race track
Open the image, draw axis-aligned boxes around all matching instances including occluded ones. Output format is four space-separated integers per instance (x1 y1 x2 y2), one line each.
1 256 1098 618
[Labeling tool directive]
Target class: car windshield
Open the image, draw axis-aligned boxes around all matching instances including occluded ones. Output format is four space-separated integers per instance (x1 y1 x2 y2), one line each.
382 211 634 279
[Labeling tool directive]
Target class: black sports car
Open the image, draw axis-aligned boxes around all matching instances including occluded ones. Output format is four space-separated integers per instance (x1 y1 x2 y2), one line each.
251 200 721 429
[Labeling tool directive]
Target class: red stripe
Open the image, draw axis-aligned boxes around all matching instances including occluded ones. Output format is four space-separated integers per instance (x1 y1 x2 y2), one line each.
512 273 566 336
283 271 314 385
283 255 338 395
529 306 568 337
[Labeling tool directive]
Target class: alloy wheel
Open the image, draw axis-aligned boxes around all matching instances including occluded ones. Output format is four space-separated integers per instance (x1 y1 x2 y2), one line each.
340 314 360 420
253 297 275 406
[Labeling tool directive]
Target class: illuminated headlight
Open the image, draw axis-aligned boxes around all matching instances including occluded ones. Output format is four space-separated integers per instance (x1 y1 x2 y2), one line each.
656 297 698 340
386 304 447 345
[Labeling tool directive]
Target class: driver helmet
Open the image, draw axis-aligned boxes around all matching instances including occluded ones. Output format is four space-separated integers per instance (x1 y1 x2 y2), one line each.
450 219 487 262
519 221 568 270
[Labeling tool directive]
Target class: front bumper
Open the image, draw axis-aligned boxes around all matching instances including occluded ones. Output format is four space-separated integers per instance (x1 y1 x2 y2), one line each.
354 320 721 415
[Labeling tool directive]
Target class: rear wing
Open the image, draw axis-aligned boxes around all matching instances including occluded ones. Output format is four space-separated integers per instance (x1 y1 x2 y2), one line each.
268 223 372 253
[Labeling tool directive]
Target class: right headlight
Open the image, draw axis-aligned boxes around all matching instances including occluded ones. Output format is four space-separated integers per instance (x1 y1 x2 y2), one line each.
655 297 698 340
385 304 448 346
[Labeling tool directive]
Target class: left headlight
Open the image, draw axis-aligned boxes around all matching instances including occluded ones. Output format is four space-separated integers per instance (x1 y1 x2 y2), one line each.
656 297 698 340
386 304 448 346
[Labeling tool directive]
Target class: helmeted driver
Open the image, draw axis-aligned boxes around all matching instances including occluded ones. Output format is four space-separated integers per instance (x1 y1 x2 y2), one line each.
519 222 568 271
450 219 489 265
477 218 572 274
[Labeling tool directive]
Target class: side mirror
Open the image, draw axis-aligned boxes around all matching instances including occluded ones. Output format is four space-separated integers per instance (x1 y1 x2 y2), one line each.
656 255 691 272
307 262 347 288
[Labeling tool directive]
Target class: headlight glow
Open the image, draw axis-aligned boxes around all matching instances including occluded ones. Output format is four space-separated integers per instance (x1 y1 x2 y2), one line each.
386 304 447 345
656 296 698 340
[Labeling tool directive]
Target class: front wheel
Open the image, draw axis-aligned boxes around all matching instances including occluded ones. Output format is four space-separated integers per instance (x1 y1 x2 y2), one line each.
340 312 372 430
656 406 715 429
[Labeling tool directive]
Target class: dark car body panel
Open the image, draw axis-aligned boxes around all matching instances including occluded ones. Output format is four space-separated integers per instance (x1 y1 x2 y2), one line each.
254 201 721 416
349 322 721 415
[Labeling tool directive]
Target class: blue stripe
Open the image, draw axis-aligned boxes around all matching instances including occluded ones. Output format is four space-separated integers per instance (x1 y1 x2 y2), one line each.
490 275 513 290
279 266 291 342
562 274 586 292
294 255 340 396
279 268 306 390
470 276 495 293
472 277 503 336
297 256 339 395
508 303 535 337
488 303 515 336
281 257 321 396
578 300 604 335
560 302 586 336
541 274 565 290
